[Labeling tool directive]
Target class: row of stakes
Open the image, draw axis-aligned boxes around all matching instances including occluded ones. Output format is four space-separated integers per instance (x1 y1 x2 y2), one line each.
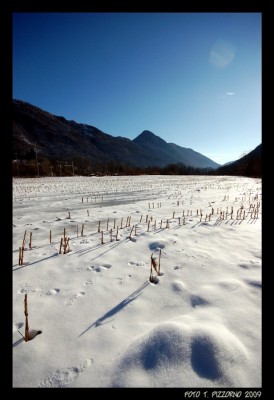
80 194 260 206
18 201 260 265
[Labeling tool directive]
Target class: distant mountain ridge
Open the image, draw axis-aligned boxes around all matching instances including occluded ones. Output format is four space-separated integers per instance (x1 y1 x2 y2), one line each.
13 99 220 169
133 130 219 169
215 144 261 177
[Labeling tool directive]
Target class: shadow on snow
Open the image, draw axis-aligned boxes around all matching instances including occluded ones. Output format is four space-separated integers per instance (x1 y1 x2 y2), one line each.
78 280 149 338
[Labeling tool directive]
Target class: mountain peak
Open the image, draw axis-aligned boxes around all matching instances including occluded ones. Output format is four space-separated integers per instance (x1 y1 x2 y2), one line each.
134 130 168 146
140 130 156 137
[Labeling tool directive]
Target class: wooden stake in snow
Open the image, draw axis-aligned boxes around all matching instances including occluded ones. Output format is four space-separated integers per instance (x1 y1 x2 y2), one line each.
49 230 52 244
98 221 101 233
81 224 84 237
19 247 23 266
24 294 29 342
63 237 70 254
149 253 158 283
116 226 119 241
29 232 32 249
129 225 134 238
22 230 27 251
158 249 162 275
59 237 63 254
149 261 153 283
151 253 158 273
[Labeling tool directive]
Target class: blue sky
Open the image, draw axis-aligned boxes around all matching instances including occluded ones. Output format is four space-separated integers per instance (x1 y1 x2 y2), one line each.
13 12 261 165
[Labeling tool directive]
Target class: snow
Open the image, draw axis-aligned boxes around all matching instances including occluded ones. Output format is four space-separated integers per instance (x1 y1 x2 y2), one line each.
12 175 261 388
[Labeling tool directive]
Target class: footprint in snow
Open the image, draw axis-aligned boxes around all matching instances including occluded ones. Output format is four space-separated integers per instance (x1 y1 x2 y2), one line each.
87 264 112 272
39 358 93 387
128 261 146 267
18 285 60 297
80 239 90 244
173 264 184 270
83 279 93 286
65 292 85 306
45 288 60 296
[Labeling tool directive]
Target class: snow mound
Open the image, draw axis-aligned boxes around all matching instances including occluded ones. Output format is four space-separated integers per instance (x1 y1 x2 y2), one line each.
171 280 187 292
111 322 189 387
110 321 249 387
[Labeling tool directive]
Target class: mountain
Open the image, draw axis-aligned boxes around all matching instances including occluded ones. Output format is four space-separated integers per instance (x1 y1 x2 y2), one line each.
133 130 220 169
215 144 261 177
13 100 152 168
13 99 220 170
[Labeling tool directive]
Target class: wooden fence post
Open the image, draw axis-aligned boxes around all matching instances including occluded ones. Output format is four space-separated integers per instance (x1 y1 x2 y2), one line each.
24 294 29 342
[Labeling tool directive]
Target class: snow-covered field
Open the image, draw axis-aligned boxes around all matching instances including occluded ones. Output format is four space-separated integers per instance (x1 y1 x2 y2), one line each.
12 175 261 388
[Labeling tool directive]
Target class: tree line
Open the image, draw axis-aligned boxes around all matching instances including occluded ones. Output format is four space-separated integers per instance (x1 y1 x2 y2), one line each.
12 153 261 178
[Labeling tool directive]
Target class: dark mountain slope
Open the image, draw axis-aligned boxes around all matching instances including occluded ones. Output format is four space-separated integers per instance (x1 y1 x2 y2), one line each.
13 99 220 169
215 144 261 177
133 130 220 169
